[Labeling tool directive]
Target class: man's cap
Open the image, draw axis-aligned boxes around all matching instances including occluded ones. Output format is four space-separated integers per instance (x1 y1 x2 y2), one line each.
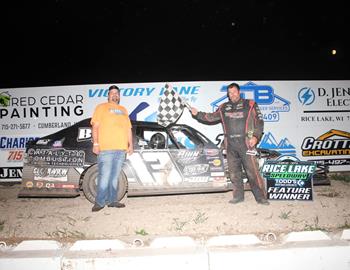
108 85 120 92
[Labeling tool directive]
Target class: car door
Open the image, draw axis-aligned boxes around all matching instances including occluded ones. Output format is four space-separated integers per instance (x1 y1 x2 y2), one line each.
123 123 227 196
167 126 227 192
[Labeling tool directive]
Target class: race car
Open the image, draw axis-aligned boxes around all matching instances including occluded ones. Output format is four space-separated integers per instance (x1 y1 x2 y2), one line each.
18 118 329 203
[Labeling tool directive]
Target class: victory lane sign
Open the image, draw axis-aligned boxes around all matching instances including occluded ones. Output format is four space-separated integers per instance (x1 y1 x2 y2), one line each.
261 161 316 201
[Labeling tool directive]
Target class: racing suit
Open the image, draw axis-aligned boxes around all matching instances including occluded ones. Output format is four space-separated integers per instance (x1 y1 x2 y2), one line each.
195 98 266 202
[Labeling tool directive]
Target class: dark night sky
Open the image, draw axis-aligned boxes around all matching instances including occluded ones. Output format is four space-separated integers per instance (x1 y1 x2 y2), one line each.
1 0 349 88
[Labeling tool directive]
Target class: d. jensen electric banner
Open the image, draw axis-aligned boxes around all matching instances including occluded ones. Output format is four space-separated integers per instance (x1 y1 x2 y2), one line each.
0 81 349 182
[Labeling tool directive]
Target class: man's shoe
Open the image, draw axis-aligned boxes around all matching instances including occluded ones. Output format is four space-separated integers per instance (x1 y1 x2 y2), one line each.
92 204 104 212
228 198 244 204
108 202 126 208
257 199 270 205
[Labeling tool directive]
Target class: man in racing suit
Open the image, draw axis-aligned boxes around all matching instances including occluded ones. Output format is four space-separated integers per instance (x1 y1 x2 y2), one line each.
191 82 269 205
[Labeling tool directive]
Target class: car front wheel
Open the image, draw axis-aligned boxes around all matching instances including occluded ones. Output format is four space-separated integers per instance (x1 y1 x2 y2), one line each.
82 164 128 204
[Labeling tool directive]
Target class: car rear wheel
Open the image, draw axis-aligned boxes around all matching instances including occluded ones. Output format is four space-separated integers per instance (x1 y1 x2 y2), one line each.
82 164 128 204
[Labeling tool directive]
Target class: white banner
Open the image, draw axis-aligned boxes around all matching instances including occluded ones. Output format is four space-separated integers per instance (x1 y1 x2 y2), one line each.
1 80 349 181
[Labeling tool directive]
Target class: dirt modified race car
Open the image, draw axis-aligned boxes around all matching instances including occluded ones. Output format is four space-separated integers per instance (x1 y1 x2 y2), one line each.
18 118 329 203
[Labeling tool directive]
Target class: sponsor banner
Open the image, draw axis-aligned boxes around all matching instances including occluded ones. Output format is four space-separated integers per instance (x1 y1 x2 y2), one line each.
295 82 350 171
301 129 350 159
0 136 39 182
1 80 350 182
262 160 315 201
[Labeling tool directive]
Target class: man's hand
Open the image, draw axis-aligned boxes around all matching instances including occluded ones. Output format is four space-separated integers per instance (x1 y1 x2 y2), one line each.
248 136 258 148
127 145 134 156
191 107 198 116
92 145 100 155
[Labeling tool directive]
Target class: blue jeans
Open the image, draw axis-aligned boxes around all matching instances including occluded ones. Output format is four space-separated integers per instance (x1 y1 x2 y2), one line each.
95 150 126 207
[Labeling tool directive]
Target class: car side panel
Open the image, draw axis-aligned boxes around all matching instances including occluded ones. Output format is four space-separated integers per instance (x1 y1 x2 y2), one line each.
123 148 228 195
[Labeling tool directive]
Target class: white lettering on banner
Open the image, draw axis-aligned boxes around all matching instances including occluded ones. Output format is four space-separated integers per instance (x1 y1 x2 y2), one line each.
269 193 311 200
159 86 200 96
0 167 22 179
302 138 350 150
268 187 312 194
261 164 315 174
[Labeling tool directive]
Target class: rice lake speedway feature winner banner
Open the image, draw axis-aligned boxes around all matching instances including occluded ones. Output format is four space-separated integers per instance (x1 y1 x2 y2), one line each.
262 160 316 201
1 81 349 182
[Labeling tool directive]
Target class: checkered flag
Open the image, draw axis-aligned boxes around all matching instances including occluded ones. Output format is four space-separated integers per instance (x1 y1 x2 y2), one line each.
157 84 190 127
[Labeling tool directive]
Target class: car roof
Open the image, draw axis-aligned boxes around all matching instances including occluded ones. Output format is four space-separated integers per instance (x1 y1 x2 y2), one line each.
131 120 191 129
81 117 194 130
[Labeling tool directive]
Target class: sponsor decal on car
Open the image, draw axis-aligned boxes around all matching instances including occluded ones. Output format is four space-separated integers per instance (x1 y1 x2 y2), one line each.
26 181 33 188
210 172 225 177
36 139 52 145
26 148 85 167
183 164 209 176
177 150 200 158
55 183 77 189
77 127 92 141
36 181 44 188
33 167 69 181
184 176 209 182
203 149 220 156
45 182 55 189
211 176 226 182
210 159 222 166
175 150 201 165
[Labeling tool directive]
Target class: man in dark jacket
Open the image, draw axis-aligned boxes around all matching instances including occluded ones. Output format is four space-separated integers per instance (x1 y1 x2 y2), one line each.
191 82 269 205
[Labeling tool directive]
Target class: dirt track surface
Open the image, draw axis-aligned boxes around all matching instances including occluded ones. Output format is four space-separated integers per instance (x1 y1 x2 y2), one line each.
1 181 350 244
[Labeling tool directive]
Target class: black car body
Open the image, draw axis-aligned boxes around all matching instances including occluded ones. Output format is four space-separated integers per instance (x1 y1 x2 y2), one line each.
18 118 329 202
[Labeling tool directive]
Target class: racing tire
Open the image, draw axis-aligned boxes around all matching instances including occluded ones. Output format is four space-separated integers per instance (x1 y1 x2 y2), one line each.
82 164 128 204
